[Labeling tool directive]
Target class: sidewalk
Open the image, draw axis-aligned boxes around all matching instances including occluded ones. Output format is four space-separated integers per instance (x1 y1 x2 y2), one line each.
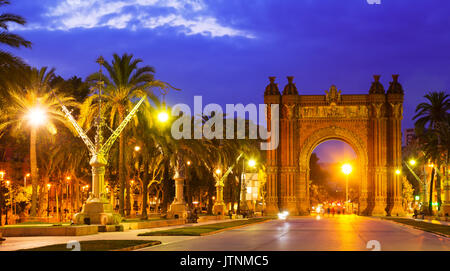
0 218 233 251
409 218 450 226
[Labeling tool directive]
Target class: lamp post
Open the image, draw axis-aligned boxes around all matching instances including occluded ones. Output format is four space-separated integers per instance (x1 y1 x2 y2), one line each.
404 159 428 212
186 161 192 207
47 183 51 218
212 168 225 215
0 171 4 226
24 173 30 187
342 164 352 212
51 57 148 225
238 159 256 215
5 180 10 225
65 176 71 220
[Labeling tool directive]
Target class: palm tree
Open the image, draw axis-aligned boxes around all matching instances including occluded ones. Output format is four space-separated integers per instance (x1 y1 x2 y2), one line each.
414 92 450 135
0 67 77 217
0 0 32 96
82 53 175 217
414 91 450 214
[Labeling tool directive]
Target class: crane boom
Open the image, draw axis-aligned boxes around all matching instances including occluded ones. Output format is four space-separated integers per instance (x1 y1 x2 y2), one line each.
100 95 147 155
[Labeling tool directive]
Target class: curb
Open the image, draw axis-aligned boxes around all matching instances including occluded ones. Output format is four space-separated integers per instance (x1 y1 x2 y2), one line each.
199 219 272 236
377 217 450 239
112 241 162 251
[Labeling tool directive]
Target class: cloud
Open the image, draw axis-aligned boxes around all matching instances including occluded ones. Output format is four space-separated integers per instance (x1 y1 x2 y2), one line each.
18 0 254 38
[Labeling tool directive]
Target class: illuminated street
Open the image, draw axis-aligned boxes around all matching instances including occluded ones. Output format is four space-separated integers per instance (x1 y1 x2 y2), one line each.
140 216 450 251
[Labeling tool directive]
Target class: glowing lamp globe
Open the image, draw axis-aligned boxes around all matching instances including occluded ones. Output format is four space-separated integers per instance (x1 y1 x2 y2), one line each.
27 107 47 126
342 164 352 175
157 111 169 123
248 159 256 168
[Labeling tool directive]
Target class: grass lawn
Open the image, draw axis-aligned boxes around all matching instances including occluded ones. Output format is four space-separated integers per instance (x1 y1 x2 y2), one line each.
382 217 450 236
20 240 161 251
138 218 270 236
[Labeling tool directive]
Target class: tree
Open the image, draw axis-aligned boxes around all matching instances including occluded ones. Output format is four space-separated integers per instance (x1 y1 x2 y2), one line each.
0 67 77 216
402 176 414 211
0 0 31 98
83 53 175 217
414 91 450 214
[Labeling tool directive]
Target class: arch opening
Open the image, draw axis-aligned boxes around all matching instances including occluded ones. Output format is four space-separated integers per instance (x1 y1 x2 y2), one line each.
309 140 359 215
297 126 369 216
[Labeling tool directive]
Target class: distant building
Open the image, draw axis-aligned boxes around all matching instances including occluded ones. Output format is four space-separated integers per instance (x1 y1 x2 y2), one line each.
404 128 417 146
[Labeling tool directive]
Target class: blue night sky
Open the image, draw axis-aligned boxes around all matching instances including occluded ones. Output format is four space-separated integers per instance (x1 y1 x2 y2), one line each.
5 0 450 161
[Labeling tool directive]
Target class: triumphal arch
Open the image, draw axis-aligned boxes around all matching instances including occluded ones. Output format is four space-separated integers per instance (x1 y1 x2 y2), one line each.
264 75 404 216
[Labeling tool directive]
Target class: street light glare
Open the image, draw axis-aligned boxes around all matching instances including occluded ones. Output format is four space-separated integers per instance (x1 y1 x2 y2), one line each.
342 164 352 175
27 107 47 126
134 146 141 152
409 159 416 166
215 169 221 175
395 169 401 175
248 159 256 168
157 111 169 123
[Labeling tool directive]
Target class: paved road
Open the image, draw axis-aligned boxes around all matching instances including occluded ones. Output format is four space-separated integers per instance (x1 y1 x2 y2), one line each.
140 215 450 251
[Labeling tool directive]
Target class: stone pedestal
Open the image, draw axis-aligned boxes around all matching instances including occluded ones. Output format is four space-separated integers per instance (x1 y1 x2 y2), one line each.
74 154 122 225
168 177 187 219
264 200 279 215
212 202 226 216
213 184 226 215
285 199 299 215
372 198 387 216
441 182 450 216
167 203 188 219
73 197 121 225
389 199 405 216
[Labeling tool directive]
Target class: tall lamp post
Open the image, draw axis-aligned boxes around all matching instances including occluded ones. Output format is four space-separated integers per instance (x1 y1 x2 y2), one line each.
342 164 352 212
238 159 256 215
52 57 148 225
4 180 10 225
0 171 4 226
47 183 51 218
24 173 30 187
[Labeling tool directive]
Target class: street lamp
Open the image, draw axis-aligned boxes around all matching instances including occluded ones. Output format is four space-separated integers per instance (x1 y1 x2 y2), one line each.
47 183 51 218
5 180 10 224
342 164 352 208
215 169 222 175
26 106 47 126
24 173 30 187
134 146 141 152
0 171 4 226
157 111 169 123
409 159 416 166
248 159 256 168
395 169 401 175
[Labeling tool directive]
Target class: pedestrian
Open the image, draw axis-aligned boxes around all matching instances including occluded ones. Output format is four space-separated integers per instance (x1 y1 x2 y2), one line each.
413 209 418 219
